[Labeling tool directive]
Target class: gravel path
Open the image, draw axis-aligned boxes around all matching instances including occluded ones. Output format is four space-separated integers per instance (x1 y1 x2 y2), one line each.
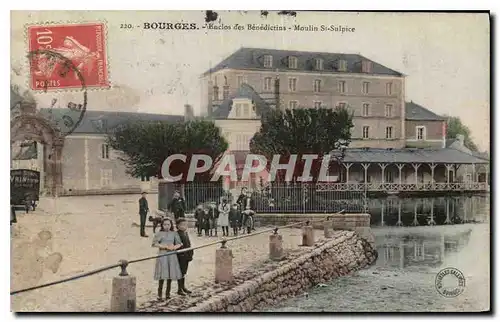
10 194 316 312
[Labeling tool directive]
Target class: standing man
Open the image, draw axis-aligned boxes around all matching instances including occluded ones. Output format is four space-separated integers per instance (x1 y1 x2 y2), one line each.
139 192 149 237
168 190 186 220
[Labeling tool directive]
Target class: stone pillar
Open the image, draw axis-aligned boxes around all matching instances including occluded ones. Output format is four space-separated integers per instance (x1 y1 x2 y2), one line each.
301 224 315 246
269 231 284 261
110 261 136 312
323 220 333 238
215 242 233 282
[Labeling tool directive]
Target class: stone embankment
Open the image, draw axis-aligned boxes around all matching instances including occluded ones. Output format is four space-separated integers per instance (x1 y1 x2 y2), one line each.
138 230 377 312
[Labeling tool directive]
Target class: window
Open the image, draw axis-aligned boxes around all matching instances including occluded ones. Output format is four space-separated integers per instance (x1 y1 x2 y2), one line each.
264 55 273 68
100 144 109 159
313 79 321 93
362 82 369 94
361 60 372 73
362 103 370 116
338 81 346 93
263 77 273 91
100 169 112 187
223 85 229 100
288 78 297 92
315 58 324 70
338 59 347 71
385 104 393 117
362 126 370 139
289 100 298 109
385 126 393 139
313 101 322 109
288 56 298 69
237 75 245 87
416 126 426 140
212 86 219 100
243 104 250 117
234 104 241 117
337 102 347 109
386 82 393 95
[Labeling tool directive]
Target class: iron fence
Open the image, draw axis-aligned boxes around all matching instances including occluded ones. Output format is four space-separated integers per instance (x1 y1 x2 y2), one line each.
181 182 367 214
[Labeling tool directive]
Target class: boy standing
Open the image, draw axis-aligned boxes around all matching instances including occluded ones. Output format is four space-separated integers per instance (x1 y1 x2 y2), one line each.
176 218 193 294
139 192 149 237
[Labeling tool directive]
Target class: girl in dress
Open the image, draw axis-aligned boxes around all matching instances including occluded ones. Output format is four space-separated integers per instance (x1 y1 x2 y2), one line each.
152 218 185 300
218 197 230 237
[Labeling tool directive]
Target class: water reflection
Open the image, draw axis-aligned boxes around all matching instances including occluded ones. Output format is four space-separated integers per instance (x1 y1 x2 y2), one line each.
375 228 472 270
367 195 489 227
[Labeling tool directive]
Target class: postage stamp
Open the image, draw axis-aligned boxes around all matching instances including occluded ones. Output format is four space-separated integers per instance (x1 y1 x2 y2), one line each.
27 22 109 91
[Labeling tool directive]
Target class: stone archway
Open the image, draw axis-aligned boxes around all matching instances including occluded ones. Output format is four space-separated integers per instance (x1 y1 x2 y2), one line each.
11 101 64 197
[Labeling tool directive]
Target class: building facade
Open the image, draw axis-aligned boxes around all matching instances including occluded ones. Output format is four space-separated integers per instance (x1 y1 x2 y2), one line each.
201 47 406 149
202 48 489 194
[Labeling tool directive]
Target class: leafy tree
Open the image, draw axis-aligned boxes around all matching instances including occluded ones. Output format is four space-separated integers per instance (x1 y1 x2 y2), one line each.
106 119 228 182
250 107 354 182
445 116 479 152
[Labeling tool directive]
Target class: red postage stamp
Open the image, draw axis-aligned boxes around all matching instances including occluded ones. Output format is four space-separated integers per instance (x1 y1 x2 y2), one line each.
28 22 109 91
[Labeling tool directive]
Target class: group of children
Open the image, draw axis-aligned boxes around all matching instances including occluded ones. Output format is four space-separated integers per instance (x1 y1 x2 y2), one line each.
193 188 256 237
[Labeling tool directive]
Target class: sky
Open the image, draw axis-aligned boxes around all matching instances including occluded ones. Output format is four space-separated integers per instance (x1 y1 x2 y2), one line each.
10 11 490 151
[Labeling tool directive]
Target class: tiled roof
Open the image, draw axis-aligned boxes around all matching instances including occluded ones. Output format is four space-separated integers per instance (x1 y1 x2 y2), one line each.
39 109 185 134
203 47 403 77
405 101 446 121
212 83 271 119
340 148 488 164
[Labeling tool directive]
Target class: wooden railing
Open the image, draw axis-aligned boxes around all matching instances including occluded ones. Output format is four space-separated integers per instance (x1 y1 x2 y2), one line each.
316 182 489 192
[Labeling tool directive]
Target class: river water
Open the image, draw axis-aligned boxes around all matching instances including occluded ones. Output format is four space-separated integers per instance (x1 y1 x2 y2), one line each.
266 195 490 312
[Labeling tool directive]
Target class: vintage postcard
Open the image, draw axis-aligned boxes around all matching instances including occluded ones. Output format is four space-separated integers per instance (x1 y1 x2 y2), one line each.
10 10 490 313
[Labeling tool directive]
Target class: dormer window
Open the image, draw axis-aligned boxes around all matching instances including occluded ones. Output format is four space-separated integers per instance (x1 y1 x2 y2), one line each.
263 55 273 68
288 56 298 69
232 98 254 118
315 58 324 70
361 60 372 73
338 59 347 72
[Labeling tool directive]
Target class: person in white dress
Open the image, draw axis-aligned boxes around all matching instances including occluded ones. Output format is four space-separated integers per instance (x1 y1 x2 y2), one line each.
217 197 230 237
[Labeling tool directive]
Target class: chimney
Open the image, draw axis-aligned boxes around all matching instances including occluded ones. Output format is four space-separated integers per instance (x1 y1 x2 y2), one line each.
184 104 194 121
456 134 465 146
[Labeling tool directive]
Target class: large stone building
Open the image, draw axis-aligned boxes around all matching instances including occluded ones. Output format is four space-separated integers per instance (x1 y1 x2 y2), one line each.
201 47 408 149
201 48 489 194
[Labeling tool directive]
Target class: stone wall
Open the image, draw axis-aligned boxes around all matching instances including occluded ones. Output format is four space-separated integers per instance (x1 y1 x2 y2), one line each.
182 231 377 312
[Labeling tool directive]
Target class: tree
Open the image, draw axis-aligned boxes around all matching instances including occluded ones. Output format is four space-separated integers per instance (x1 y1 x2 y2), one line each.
250 107 354 182
445 116 479 152
106 119 228 182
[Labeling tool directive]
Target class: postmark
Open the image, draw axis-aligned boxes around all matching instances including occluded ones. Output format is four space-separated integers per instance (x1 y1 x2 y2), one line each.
27 22 109 90
27 49 88 137
435 267 466 298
